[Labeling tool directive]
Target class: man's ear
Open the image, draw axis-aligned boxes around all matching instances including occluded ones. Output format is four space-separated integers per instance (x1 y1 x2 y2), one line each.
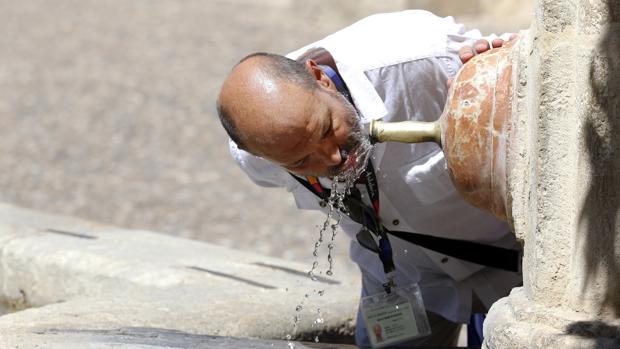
304 59 334 90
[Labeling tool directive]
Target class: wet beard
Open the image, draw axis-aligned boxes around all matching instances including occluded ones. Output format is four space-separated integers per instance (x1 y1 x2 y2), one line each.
325 90 369 178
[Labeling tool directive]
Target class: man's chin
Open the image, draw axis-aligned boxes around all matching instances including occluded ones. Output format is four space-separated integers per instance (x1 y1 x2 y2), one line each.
327 154 357 178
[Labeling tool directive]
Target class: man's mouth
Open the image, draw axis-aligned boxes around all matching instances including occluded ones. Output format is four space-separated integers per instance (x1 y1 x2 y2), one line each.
342 152 358 171
329 147 359 177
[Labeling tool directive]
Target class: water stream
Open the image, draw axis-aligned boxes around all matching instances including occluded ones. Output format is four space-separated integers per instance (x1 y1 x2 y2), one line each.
287 136 374 348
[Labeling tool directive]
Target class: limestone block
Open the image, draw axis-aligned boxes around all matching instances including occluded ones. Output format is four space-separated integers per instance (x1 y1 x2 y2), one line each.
484 0 620 348
0 204 360 346
484 288 620 349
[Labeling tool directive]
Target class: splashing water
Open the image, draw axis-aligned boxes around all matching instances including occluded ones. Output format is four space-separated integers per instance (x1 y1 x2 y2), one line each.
286 333 295 349
289 134 374 347
314 308 325 325
314 307 324 325
308 126 374 277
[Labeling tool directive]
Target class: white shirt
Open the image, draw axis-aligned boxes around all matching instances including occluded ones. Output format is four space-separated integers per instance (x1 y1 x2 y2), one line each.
230 10 520 323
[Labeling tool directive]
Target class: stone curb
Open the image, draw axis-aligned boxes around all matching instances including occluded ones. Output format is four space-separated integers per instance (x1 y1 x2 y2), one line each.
0 204 360 348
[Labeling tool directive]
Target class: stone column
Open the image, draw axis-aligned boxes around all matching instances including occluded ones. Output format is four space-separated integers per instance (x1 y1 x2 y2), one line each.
483 0 620 348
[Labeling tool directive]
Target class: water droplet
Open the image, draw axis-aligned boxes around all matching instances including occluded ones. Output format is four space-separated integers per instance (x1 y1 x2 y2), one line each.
295 305 303 312
314 318 324 324
403 249 408 254
318 290 325 296
326 270 333 276
314 336 320 343
288 342 295 349
305 294 309 298
286 334 291 340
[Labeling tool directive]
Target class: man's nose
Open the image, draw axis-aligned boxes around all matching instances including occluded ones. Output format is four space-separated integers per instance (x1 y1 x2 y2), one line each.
317 142 342 166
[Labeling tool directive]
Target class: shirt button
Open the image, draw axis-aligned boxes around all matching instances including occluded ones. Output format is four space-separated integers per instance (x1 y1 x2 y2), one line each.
441 257 449 264
392 219 399 226
319 200 327 208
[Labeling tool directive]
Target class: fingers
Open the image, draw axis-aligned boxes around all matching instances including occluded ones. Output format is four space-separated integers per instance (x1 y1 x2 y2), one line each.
460 39 490 64
459 45 475 63
474 39 490 54
459 35 518 64
491 38 504 48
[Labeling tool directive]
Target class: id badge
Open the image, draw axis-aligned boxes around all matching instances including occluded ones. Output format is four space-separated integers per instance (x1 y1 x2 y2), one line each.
360 284 431 348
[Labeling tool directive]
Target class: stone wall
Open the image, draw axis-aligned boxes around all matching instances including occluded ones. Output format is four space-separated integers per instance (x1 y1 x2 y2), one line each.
483 0 620 347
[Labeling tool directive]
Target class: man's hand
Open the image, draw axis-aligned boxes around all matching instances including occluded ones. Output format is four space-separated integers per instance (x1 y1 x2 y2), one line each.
448 34 518 87
458 34 518 64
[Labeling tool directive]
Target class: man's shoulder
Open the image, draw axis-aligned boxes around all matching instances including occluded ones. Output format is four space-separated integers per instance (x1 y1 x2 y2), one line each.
289 10 465 69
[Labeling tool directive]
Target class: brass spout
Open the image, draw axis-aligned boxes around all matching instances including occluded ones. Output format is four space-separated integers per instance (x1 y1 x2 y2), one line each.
369 119 441 146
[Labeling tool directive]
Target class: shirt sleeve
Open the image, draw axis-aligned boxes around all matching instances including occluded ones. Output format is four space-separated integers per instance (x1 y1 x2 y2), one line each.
228 139 293 189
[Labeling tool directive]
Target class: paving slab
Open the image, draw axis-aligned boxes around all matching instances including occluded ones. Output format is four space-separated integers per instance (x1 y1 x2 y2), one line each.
1 328 358 349
0 203 360 347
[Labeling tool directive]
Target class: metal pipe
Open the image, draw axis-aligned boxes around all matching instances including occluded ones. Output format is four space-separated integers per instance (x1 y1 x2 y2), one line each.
369 119 441 146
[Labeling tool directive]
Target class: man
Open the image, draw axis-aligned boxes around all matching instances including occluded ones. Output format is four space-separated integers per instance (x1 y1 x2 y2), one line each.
217 10 521 347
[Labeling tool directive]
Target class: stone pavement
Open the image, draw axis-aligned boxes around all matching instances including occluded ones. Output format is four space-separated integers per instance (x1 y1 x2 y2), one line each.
0 203 359 347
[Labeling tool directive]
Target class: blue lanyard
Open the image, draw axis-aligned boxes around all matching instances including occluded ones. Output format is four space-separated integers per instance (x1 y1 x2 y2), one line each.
290 162 397 291
319 64 353 104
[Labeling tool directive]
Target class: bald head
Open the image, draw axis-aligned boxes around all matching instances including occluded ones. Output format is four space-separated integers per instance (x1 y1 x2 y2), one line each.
217 53 318 152
217 52 359 177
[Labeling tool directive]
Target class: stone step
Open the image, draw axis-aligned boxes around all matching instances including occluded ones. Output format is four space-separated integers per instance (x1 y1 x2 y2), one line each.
0 203 360 346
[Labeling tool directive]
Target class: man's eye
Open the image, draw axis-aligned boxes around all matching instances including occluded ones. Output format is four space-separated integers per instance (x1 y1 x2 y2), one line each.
291 157 309 169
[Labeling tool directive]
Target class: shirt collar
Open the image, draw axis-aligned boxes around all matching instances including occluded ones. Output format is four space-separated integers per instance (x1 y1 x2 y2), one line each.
288 46 388 125
333 59 388 125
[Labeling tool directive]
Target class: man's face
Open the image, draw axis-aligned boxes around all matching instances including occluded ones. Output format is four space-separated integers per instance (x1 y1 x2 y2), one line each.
251 86 365 177
219 57 369 178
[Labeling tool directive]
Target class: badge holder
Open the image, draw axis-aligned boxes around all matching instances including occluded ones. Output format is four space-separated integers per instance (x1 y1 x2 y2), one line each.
360 283 431 348
348 170 431 347
357 229 430 348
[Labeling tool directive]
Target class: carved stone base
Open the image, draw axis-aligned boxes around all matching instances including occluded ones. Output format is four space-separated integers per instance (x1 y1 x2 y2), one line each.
483 288 620 349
